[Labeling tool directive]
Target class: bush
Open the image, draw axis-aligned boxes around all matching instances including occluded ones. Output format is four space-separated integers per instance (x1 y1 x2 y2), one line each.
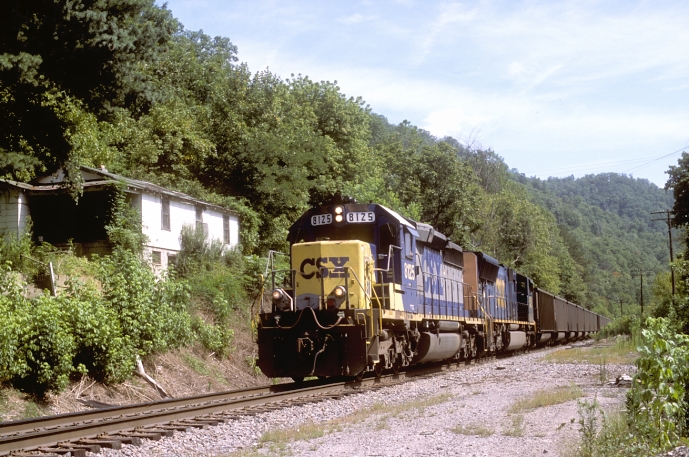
98 248 192 356
0 225 35 275
191 316 234 357
626 317 689 449
60 279 135 383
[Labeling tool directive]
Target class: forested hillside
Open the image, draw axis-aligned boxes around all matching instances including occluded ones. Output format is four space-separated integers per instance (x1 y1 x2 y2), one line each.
517 173 674 315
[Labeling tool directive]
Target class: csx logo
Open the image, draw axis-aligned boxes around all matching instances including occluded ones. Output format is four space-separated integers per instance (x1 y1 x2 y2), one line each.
299 257 349 279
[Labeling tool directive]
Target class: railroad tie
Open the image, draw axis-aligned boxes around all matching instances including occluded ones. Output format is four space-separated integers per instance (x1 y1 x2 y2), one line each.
11 453 60 457
138 427 174 437
37 447 87 457
97 434 142 446
75 438 122 449
58 442 101 454
167 421 207 429
155 424 191 432
111 431 162 441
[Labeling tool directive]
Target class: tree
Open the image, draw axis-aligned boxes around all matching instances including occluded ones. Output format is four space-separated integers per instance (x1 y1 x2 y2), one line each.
0 0 174 183
666 152 689 228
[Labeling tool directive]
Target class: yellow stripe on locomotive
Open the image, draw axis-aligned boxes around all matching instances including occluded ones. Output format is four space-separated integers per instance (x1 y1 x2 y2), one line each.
292 240 375 310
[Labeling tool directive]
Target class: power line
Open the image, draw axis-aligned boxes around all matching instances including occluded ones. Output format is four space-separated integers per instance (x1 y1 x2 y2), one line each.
622 146 688 174
524 146 687 177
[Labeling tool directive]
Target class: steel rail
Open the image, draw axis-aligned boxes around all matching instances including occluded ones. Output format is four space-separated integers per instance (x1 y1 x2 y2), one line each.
0 376 403 455
0 380 310 436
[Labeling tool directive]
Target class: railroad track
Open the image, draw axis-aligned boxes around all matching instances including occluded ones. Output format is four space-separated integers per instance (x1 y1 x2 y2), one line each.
0 342 586 457
0 367 442 457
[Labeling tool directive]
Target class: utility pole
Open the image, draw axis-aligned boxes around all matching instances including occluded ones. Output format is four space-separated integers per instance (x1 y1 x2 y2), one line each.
631 270 651 316
651 210 677 295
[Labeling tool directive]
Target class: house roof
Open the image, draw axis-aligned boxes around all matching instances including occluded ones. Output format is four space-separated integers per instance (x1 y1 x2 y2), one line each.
0 166 239 216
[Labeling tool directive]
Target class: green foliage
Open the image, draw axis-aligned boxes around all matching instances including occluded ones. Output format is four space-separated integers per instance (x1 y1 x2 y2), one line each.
191 316 234 358
0 224 34 273
0 0 174 184
176 224 224 277
59 279 135 383
517 172 672 313
105 185 147 252
98 248 192 356
666 151 689 227
627 317 689 449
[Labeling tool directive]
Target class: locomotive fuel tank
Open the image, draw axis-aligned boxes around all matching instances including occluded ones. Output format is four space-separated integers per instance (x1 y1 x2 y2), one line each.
503 331 527 351
414 332 462 363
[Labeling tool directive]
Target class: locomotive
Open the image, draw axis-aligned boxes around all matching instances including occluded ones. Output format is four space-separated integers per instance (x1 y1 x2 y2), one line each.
256 197 609 381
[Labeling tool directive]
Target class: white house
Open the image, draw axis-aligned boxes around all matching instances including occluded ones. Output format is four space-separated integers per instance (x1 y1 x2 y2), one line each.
0 166 240 270
0 181 31 241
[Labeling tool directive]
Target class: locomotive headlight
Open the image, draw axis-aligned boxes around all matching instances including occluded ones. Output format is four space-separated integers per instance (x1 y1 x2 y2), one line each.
334 206 343 215
335 215 343 222
271 288 293 311
333 286 346 298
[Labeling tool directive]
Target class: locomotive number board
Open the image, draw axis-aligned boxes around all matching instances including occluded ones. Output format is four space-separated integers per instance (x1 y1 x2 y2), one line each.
346 212 375 223
311 214 332 226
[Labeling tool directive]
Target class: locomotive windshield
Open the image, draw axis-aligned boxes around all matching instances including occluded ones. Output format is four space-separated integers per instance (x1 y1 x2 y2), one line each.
290 224 375 245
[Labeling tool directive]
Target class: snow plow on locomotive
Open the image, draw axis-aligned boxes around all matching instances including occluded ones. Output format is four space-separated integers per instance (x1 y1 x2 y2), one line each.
256 198 609 381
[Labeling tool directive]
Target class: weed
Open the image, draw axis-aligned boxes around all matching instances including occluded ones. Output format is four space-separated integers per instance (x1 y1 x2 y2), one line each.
578 397 600 457
246 355 262 377
508 385 583 414
375 418 389 430
182 353 210 376
598 356 608 384
451 423 494 436
504 414 525 437
21 400 46 420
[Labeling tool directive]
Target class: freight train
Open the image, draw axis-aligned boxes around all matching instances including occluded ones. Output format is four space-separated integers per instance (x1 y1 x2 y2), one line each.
256 197 610 381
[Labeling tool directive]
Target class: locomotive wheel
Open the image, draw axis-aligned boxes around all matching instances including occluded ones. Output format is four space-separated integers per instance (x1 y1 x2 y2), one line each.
374 362 383 378
354 370 365 381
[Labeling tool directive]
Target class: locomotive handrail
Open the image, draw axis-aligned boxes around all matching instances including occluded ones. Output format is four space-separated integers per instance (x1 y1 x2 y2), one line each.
374 244 402 274
416 267 470 319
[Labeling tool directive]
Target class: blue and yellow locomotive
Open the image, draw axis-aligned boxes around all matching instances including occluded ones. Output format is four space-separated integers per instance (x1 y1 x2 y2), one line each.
256 197 606 380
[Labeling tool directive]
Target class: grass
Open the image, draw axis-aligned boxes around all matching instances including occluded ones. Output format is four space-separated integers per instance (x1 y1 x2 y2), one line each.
504 414 525 437
451 423 495 436
544 337 638 366
181 352 231 388
21 400 46 420
0 392 8 422
508 385 583 414
182 353 211 376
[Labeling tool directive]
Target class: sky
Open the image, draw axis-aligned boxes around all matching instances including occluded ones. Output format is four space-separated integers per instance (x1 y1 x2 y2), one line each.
159 0 689 187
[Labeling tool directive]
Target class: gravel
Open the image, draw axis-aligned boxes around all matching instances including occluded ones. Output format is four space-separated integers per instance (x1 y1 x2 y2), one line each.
93 346 633 457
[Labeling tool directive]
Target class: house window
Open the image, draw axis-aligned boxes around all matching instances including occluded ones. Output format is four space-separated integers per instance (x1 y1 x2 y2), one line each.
151 250 161 265
161 197 170 231
195 206 208 235
223 215 230 244
167 254 178 267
